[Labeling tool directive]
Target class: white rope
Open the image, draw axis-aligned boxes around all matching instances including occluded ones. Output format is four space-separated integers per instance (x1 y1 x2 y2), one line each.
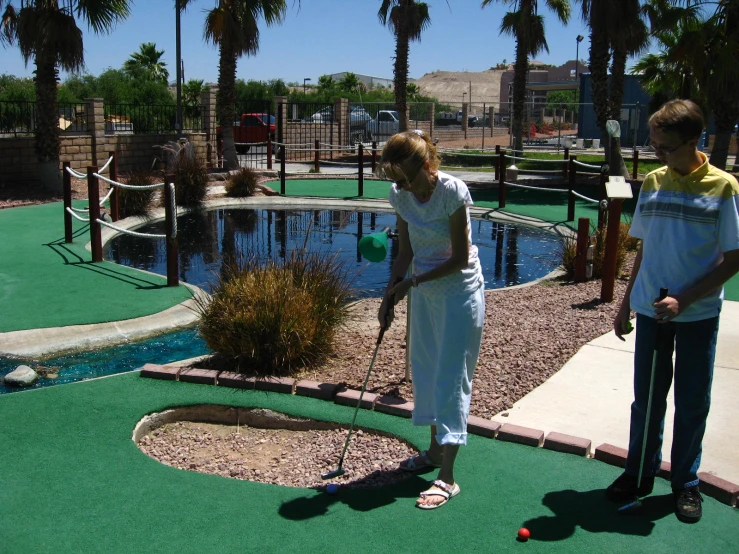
442 165 496 170
98 156 113 174
572 159 603 171
69 205 88 213
96 219 166 239
571 190 600 203
65 166 87 179
438 151 499 158
65 206 89 222
504 154 567 164
504 181 568 193
93 173 164 190
517 168 564 174
99 186 115 206
169 182 178 239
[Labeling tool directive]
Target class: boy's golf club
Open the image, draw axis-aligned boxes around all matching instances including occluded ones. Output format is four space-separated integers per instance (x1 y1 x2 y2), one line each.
619 287 669 514
322 278 401 480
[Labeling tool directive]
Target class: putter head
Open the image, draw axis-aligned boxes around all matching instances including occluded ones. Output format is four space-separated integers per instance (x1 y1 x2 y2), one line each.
617 496 642 514
321 468 345 480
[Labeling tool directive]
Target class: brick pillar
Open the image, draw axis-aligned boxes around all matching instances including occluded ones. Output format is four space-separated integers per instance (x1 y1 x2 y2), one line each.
200 88 217 147
274 95 288 144
85 98 105 166
335 97 348 145
427 103 435 139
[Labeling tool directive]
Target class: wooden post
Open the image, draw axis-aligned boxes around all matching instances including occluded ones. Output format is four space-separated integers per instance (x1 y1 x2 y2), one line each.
63 162 73 243
574 217 590 282
632 148 639 180
280 145 286 195
598 166 608 231
600 198 622 302
314 139 320 173
108 151 119 222
267 134 273 170
87 166 102 263
498 150 507 208
357 143 364 197
371 141 377 173
563 146 570 179
163 174 179 287
567 155 577 222
495 145 501 181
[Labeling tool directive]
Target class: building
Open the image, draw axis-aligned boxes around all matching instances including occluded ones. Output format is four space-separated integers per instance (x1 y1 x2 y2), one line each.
328 73 395 90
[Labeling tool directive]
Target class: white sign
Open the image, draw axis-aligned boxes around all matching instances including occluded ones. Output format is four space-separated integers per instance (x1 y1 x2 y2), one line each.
605 175 633 199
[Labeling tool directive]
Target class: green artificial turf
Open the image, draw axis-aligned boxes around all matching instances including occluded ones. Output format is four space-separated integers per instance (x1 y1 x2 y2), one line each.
0 372 736 554
0 202 192 332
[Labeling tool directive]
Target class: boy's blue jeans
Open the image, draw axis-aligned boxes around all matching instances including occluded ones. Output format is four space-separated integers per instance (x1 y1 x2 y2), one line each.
625 313 720 491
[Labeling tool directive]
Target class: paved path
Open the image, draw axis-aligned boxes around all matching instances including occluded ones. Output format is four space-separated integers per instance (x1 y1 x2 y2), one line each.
491 301 739 486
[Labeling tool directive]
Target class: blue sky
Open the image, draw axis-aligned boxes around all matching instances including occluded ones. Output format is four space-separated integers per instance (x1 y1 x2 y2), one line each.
3 1 600 86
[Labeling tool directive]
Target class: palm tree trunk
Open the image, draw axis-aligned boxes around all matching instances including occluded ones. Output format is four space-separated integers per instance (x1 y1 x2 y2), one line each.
607 48 630 178
35 53 62 192
708 105 738 170
394 27 410 133
588 4 610 145
512 41 528 153
217 43 239 171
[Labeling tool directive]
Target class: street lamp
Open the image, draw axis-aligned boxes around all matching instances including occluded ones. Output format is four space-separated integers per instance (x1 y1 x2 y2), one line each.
575 35 584 81
303 77 311 95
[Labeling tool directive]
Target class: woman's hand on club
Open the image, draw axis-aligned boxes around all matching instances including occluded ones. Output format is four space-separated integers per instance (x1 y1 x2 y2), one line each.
378 294 395 329
387 278 413 305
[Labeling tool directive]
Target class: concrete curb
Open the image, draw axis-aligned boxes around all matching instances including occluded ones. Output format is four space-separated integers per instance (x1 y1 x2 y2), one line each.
138 363 739 508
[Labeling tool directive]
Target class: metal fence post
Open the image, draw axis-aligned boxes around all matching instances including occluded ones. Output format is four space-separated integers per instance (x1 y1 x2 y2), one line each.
498 150 507 208
314 139 320 173
280 145 286 195
357 143 364 197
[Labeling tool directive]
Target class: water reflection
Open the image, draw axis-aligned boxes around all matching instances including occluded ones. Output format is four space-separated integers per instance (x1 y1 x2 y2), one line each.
105 208 561 298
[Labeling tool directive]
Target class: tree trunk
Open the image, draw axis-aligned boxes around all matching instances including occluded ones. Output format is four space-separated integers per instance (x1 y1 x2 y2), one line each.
394 27 410 133
217 43 239 171
512 41 527 153
588 5 610 143
708 102 739 170
34 54 62 192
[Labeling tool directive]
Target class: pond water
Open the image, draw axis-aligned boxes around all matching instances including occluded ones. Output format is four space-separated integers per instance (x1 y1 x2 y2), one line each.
1 208 561 395
105 208 561 297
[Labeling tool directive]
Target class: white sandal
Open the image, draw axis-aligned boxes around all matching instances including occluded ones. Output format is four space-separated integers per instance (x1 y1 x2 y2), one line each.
416 479 460 510
399 450 442 472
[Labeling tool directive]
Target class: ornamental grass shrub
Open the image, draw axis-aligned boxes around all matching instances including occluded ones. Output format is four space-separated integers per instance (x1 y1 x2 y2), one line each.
158 140 208 208
559 219 638 280
119 170 156 218
225 167 258 198
196 250 354 377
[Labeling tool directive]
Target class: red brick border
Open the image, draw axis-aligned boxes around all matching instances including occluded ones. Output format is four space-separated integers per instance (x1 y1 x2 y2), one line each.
467 416 501 439
254 377 296 394
140 363 179 380
375 396 414 418
543 432 591 457
593 443 628 468
698 472 739 507
496 423 544 447
216 372 257 389
178 368 218 385
334 389 377 410
294 380 340 400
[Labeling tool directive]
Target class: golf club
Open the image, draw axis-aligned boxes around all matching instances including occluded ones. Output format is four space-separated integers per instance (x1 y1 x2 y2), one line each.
619 287 669 514
322 278 401 480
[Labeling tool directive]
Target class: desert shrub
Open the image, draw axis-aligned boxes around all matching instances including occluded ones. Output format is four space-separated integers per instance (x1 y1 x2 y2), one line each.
118 169 156 218
157 140 208 208
196 250 354 376
557 234 578 279
560 218 634 280
225 167 258 198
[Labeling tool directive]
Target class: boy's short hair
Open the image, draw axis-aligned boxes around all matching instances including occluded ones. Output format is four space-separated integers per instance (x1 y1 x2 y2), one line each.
648 99 705 141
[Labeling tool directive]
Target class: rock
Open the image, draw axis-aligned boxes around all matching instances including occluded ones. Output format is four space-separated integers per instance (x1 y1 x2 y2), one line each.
4 365 39 387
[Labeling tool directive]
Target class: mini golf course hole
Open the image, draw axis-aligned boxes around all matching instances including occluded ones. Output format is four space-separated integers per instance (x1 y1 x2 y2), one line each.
134 405 419 490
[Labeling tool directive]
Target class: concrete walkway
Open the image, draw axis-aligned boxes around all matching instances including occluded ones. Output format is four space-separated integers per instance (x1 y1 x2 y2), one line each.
491 300 739 486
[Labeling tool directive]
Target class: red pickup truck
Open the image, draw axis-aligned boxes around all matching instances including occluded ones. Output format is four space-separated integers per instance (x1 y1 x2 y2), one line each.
217 113 276 154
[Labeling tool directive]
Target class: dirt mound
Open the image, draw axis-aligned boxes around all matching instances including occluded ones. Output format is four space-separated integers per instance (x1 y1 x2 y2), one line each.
415 69 504 105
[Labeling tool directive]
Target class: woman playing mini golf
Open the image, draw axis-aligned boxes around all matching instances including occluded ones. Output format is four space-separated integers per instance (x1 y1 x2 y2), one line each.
376 130 485 509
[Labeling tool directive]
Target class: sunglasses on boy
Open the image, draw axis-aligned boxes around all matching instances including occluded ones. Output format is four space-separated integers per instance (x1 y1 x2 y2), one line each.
648 138 690 155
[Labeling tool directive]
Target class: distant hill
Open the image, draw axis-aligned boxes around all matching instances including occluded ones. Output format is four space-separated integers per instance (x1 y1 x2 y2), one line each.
415 69 505 105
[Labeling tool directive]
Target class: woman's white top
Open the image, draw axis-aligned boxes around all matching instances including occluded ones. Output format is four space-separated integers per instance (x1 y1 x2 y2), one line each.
388 170 483 296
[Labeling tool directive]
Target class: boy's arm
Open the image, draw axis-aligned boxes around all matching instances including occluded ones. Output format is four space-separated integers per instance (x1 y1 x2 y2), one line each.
614 242 643 340
656 249 739 320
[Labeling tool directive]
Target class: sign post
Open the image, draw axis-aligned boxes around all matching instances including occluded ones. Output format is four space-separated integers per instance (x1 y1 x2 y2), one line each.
601 176 633 302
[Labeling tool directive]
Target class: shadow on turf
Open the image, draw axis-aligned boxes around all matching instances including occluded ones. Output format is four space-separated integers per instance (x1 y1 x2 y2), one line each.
278 472 433 520
523 489 675 541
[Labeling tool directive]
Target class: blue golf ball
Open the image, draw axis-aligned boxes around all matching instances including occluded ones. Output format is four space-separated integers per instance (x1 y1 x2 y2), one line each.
327 484 339 495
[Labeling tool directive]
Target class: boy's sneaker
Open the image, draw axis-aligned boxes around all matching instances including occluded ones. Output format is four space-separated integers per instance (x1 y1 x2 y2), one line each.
674 486 703 523
605 473 654 502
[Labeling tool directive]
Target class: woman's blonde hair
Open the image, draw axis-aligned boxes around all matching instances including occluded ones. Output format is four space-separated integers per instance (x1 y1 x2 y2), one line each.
375 130 440 184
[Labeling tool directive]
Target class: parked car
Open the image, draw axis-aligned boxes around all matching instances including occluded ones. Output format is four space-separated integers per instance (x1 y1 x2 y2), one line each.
217 113 275 154
366 110 400 140
349 107 372 124
310 107 333 123
456 110 479 126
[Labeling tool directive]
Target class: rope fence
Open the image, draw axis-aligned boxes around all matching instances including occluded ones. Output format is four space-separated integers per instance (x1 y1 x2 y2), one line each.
62 155 180 287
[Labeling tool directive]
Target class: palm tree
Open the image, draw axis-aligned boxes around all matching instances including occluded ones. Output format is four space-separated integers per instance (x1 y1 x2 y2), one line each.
339 72 361 94
482 0 571 153
201 0 287 170
123 42 169 84
637 0 739 169
1 0 132 191
378 0 432 133
577 0 648 176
